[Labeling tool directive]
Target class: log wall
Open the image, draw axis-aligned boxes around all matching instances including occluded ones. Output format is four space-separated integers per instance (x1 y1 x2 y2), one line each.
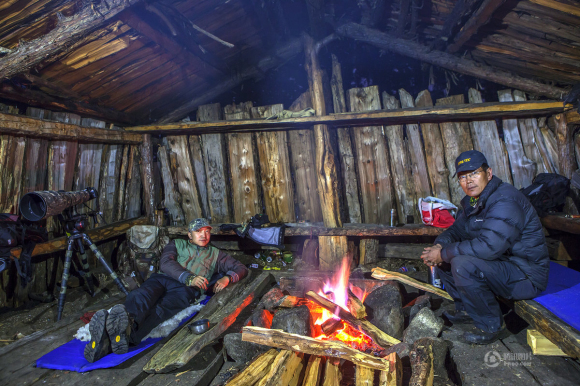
154 85 574 228
0 106 143 308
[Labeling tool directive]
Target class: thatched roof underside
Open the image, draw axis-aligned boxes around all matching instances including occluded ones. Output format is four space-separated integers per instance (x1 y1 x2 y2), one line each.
0 0 578 125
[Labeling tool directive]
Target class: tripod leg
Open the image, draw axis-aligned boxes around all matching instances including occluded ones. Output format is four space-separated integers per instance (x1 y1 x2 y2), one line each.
83 234 129 296
75 238 95 296
57 239 75 321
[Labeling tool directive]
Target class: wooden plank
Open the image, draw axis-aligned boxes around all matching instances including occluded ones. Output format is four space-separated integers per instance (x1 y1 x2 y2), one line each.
541 215 580 235
415 90 451 201
322 358 342 386
513 91 550 175
115 145 130 221
360 239 380 265
128 101 568 135
515 300 580 358
303 355 323 386
331 54 362 223
10 216 148 259
435 94 474 204
348 85 394 224
380 353 402 386
167 223 445 237
528 0 580 17
468 88 513 184
287 92 323 222
0 134 26 213
540 124 560 174
383 92 420 223
165 136 203 222
124 146 143 219
399 89 432 205
0 112 141 144
378 243 431 260
144 272 275 373
224 102 262 223
198 103 232 223
225 349 279 386
158 145 186 225
22 108 49 194
371 268 454 300
242 326 391 370
356 364 375 386
318 236 353 271
257 350 305 386
555 113 574 179
188 135 210 218
409 338 435 386
140 134 156 223
527 329 569 356
253 104 295 223
498 90 535 189
98 144 122 224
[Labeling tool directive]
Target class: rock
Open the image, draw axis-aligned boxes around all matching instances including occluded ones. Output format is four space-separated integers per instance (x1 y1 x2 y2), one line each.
271 305 313 336
403 307 444 344
261 288 285 311
251 308 273 328
224 333 270 363
410 294 431 322
381 342 411 359
363 283 404 339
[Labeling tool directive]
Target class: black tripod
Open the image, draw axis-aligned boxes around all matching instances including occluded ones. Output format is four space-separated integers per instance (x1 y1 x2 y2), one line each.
56 209 128 321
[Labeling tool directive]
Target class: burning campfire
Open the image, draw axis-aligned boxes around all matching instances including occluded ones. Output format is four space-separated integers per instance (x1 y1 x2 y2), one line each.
306 258 383 354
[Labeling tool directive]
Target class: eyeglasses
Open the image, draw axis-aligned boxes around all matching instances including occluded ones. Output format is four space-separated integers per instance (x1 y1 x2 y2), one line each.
458 170 483 182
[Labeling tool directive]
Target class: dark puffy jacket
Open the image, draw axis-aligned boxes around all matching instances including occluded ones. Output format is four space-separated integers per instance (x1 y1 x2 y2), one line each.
435 176 550 291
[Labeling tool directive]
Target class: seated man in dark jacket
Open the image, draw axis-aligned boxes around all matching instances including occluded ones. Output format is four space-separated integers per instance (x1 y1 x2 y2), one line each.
84 218 248 362
421 150 549 344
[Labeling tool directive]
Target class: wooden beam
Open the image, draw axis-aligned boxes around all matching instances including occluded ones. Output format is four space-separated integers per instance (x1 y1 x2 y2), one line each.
0 83 138 125
242 326 391 371
225 349 279 385
140 134 156 223
334 22 567 99
446 0 506 53
20 73 83 100
10 216 147 259
144 272 275 373
541 215 580 234
0 112 141 144
527 329 569 356
515 300 580 358
165 223 444 237
528 0 580 17
306 291 401 347
0 0 142 80
157 37 303 123
436 0 481 48
130 100 567 134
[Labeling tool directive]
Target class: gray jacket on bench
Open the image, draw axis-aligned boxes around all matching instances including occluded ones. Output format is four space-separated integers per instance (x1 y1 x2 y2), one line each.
435 176 550 291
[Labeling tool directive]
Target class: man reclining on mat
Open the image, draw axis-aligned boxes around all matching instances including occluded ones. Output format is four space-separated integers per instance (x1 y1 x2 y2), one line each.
420 150 549 345
84 218 248 362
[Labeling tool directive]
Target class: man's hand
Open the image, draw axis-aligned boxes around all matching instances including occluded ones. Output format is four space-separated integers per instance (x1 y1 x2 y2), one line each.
213 276 230 293
421 244 443 267
186 275 208 291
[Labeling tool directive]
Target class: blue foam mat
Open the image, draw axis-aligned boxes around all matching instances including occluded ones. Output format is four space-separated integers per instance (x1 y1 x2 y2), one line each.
36 297 210 373
534 262 580 332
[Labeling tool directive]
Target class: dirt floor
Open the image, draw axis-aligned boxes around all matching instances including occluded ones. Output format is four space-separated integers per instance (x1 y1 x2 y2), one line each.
1 255 579 386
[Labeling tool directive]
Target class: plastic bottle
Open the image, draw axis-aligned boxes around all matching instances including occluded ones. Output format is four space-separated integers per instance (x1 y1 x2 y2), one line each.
429 266 443 288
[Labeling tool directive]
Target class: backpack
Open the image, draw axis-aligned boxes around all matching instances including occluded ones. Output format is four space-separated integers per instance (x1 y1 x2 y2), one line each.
0 214 47 286
419 197 457 228
520 173 570 217
118 225 169 291
220 213 286 249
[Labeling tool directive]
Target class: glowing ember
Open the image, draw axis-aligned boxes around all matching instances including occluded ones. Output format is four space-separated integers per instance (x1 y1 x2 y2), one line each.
307 257 382 353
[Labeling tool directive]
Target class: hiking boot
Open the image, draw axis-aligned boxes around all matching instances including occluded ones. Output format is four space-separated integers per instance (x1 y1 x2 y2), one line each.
443 310 473 324
106 304 131 354
463 325 509 345
84 309 111 363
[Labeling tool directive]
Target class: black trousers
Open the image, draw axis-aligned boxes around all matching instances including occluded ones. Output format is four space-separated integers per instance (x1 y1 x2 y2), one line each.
436 255 541 333
124 273 200 344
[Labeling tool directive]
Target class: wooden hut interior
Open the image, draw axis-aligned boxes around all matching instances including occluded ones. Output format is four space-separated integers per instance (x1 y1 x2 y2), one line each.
1 0 580 385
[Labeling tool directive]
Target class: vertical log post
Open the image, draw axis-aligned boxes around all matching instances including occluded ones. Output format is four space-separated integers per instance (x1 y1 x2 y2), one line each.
331 54 362 223
556 113 575 179
158 144 186 225
304 34 347 271
359 238 379 266
140 134 156 223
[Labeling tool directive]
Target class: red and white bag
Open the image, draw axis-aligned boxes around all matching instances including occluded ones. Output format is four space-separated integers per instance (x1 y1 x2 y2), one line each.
419 197 457 228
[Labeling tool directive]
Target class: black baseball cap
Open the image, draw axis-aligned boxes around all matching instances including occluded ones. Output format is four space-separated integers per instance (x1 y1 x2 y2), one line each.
454 150 488 176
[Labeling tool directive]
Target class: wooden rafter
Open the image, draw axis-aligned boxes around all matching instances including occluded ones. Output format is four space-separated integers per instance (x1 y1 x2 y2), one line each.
0 82 138 125
446 0 507 53
118 9 223 77
131 100 567 135
0 0 143 81
0 111 141 144
335 22 568 99
436 0 481 48
157 37 304 123
528 0 580 18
